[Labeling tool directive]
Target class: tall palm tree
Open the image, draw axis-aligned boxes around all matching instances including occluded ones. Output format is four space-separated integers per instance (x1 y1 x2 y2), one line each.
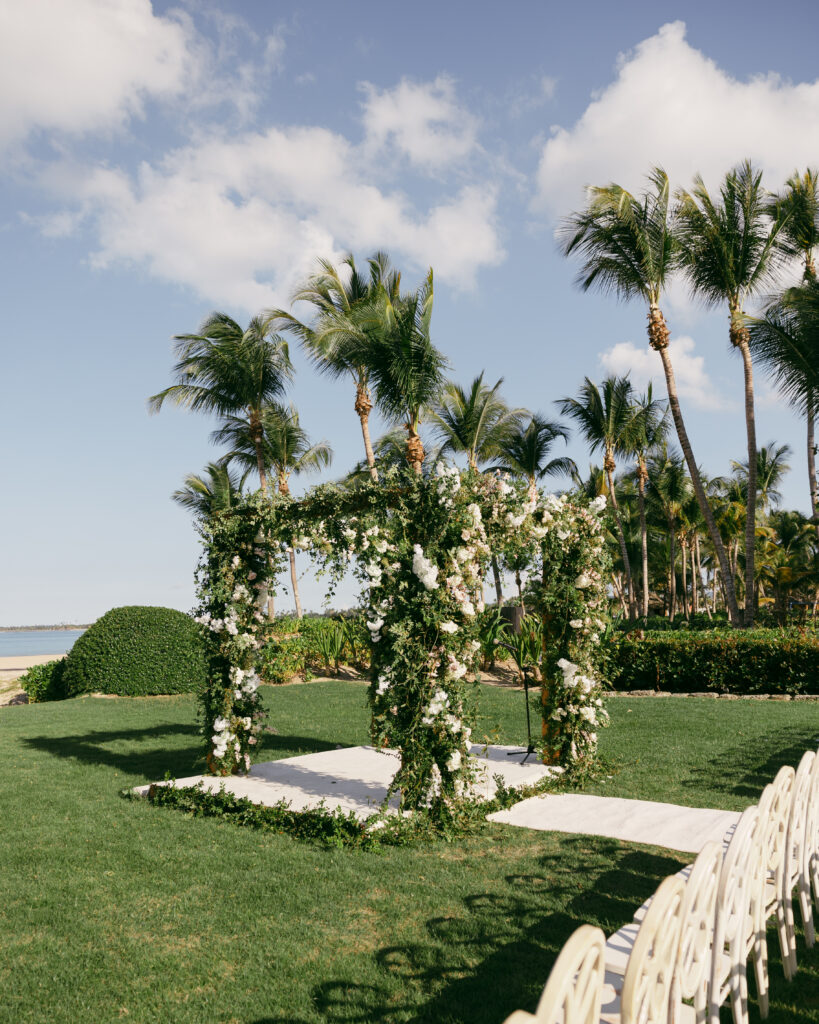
731 442 792 514
558 375 637 617
647 447 690 622
430 373 527 471
489 414 575 499
625 385 668 617
149 312 293 497
748 280 819 534
559 167 741 626
268 253 398 482
676 160 789 625
362 270 448 474
217 403 332 618
172 462 248 519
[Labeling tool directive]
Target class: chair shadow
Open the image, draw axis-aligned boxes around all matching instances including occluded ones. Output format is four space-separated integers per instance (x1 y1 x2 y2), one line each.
682 723 819 800
254 837 685 1024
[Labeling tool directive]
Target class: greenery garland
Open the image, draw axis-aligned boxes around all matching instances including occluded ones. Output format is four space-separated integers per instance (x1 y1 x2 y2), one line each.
192 465 611 812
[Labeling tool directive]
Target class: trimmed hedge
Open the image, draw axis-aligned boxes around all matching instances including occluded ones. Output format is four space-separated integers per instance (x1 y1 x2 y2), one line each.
62 606 208 697
609 628 819 695
19 659 67 702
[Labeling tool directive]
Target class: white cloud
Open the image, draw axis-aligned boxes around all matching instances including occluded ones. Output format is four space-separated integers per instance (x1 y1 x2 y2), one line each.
360 76 479 170
0 0 197 152
535 20 819 218
39 121 503 310
599 335 731 411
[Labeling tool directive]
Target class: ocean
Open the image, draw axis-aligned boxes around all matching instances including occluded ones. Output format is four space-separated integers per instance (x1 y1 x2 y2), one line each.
0 629 86 657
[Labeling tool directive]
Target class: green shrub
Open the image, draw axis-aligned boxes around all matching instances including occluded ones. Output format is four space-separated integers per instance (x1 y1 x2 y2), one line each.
609 628 819 695
19 659 67 702
62 606 208 697
615 612 730 632
257 613 370 683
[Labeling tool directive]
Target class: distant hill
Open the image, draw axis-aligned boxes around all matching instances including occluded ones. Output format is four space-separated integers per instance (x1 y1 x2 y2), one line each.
0 624 92 632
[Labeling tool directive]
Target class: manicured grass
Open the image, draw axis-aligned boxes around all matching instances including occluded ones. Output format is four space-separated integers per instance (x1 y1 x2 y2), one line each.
2 684 819 1022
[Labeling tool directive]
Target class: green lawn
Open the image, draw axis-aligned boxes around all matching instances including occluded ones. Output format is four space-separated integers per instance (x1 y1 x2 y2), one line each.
2 683 819 1023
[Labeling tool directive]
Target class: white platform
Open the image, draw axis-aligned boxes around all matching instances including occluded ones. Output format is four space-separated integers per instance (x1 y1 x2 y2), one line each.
134 744 559 820
488 793 741 853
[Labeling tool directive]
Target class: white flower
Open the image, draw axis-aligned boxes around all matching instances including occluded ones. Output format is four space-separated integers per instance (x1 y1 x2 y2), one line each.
569 619 583 629
557 658 579 679
213 717 229 733
575 573 592 589
461 601 475 617
440 621 458 634
580 706 597 725
376 674 392 696
447 750 462 772
231 555 240 568
412 545 439 590
591 495 607 512
367 618 384 633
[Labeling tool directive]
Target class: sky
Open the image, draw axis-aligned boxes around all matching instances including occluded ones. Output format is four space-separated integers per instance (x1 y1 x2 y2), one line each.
2 0 819 625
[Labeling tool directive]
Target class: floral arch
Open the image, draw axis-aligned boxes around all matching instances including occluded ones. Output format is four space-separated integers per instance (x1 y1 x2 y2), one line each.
193 466 611 814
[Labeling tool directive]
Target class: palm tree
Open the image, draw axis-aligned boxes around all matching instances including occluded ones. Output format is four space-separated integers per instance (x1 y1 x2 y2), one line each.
767 169 819 280
676 160 789 625
748 281 819 534
362 270 448 474
268 253 398 482
625 385 668 617
217 403 332 618
559 167 741 626
172 462 248 519
149 312 293 496
647 447 690 622
731 442 792 514
489 414 575 500
558 375 637 617
430 373 527 471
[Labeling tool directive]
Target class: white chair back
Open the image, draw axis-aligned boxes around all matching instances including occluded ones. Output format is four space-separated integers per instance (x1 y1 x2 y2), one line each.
535 924 606 1024
672 840 722 1023
620 874 685 1024
782 750 816 975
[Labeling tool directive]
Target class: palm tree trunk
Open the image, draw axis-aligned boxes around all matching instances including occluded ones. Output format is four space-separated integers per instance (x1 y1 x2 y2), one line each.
648 307 741 626
736 332 758 627
406 427 424 475
808 395 819 542
695 535 712 620
288 548 303 619
681 538 689 620
668 521 676 622
690 541 699 614
355 382 378 483
605 452 636 619
491 556 503 605
612 574 628 617
637 459 649 617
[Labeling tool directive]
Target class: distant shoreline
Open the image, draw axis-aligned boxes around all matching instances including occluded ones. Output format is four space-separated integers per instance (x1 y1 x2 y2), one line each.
0 625 91 632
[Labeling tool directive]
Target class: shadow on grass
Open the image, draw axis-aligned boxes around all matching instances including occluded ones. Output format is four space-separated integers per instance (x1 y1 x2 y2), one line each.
253 838 684 1024
682 723 819 801
22 726 347 781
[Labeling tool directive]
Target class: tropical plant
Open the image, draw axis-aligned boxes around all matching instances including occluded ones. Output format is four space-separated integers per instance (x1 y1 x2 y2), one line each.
731 442 792 514
217 403 332 618
430 373 527 471
149 313 293 496
558 375 637 617
676 160 789 624
559 167 741 626
362 270 448 473
767 168 819 280
647 447 690 621
172 462 248 520
268 253 398 481
489 414 575 498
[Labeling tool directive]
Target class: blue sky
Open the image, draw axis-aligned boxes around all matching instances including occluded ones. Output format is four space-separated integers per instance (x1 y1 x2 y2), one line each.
2 0 819 624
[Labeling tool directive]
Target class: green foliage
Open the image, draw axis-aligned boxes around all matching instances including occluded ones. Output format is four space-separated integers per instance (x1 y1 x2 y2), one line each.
610 628 819 694
256 614 368 682
18 659 67 702
62 606 208 697
615 613 730 632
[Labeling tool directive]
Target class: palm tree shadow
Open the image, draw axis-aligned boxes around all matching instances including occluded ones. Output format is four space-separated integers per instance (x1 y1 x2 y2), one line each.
282 837 685 1024
682 722 819 800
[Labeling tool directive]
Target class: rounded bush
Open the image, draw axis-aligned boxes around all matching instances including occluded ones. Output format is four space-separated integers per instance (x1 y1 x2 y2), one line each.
62 606 208 697
19 659 67 702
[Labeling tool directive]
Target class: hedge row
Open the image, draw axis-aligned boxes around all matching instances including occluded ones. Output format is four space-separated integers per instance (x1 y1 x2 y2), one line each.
609 628 819 695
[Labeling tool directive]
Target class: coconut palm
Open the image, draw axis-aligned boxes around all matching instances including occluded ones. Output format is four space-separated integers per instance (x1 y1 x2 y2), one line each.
748 281 819 532
267 253 398 482
362 270 448 474
489 414 575 499
676 160 789 625
149 313 293 496
430 373 527 471
625 385 668 616
767 169 819 280
172 462 248 520
647 447 690 622
217 403 332 618
559 167 741 626
558 375 637 617
731 442 792 514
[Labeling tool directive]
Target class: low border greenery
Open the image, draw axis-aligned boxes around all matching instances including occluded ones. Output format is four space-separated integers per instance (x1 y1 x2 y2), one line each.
18 658 67 702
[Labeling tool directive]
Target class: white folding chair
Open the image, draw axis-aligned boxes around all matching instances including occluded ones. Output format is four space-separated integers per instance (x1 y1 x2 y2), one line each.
807 747 819 922
601 874 686 1024
781 750 815 977
534 924 606 1024
670 841 723 1024
708 804 761 1024
501 1013 538 1024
